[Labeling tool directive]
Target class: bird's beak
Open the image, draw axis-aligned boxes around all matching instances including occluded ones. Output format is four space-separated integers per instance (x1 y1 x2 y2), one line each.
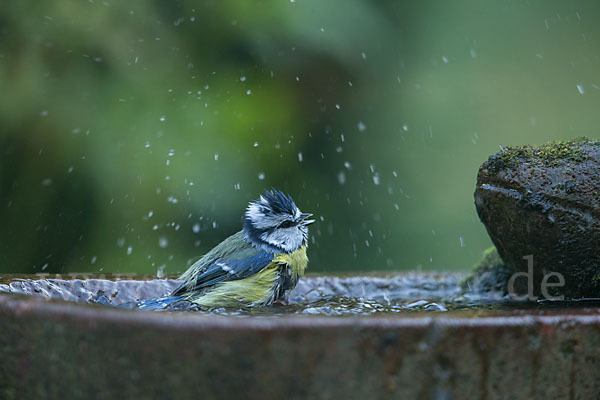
301 213 315 225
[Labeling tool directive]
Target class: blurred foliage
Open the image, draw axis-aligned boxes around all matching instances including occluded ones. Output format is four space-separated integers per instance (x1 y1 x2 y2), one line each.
1 0 599 275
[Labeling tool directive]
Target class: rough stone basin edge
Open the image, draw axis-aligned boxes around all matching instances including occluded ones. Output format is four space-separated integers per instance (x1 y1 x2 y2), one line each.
2 293 600 399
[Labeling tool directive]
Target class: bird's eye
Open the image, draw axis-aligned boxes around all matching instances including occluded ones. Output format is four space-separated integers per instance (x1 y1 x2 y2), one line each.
278 220 295 229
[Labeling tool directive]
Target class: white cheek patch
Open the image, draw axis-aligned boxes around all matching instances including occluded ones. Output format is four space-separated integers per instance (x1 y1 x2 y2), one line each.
260 227 303 252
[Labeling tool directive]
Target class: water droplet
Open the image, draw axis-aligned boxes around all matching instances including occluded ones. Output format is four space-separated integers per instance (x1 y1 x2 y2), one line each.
127 246 133 255
145 141 151 148
344 161 351 169
240 76 246 82
158 237 168 248
116 237 125 247
338 171 346 184
41 178 53 186
148 210 153 217
258 172 265 180
373 173 380 185
577 84 584 94
192 223 201 233
234 183 241 190
246 89 252 95
298 152 303 162
214 153 219 161
357 121 367 132
253 141 259 147
159 116 166 122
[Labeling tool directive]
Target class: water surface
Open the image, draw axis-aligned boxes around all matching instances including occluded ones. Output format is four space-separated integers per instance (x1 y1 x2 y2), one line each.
1 273 598 317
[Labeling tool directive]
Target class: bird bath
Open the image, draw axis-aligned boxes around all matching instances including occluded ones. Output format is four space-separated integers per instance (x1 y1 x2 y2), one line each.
1 273 599 399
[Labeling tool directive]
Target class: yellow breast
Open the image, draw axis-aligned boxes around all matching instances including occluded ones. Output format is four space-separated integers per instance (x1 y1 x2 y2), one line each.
273 245 308 280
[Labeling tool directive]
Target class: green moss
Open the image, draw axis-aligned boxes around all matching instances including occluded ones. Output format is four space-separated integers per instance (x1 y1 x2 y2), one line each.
488 138 597 172
460 247 517 294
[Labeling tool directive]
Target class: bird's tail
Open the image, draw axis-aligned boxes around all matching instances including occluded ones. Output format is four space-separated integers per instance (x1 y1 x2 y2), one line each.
119 295 186 310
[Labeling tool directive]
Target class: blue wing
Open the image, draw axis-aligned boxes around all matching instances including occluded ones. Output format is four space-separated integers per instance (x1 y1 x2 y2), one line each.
172 252 274 295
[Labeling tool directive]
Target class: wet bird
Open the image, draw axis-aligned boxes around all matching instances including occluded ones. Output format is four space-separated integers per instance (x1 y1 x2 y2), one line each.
139 189 314 309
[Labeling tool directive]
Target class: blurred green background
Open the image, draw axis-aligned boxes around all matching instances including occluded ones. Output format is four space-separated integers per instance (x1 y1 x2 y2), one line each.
1 1 599 275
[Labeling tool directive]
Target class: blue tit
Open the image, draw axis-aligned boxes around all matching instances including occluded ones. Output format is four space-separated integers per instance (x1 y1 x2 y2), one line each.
138 189 314 310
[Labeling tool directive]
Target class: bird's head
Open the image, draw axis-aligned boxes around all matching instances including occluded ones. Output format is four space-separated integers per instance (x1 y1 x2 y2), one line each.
242 189 314 253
